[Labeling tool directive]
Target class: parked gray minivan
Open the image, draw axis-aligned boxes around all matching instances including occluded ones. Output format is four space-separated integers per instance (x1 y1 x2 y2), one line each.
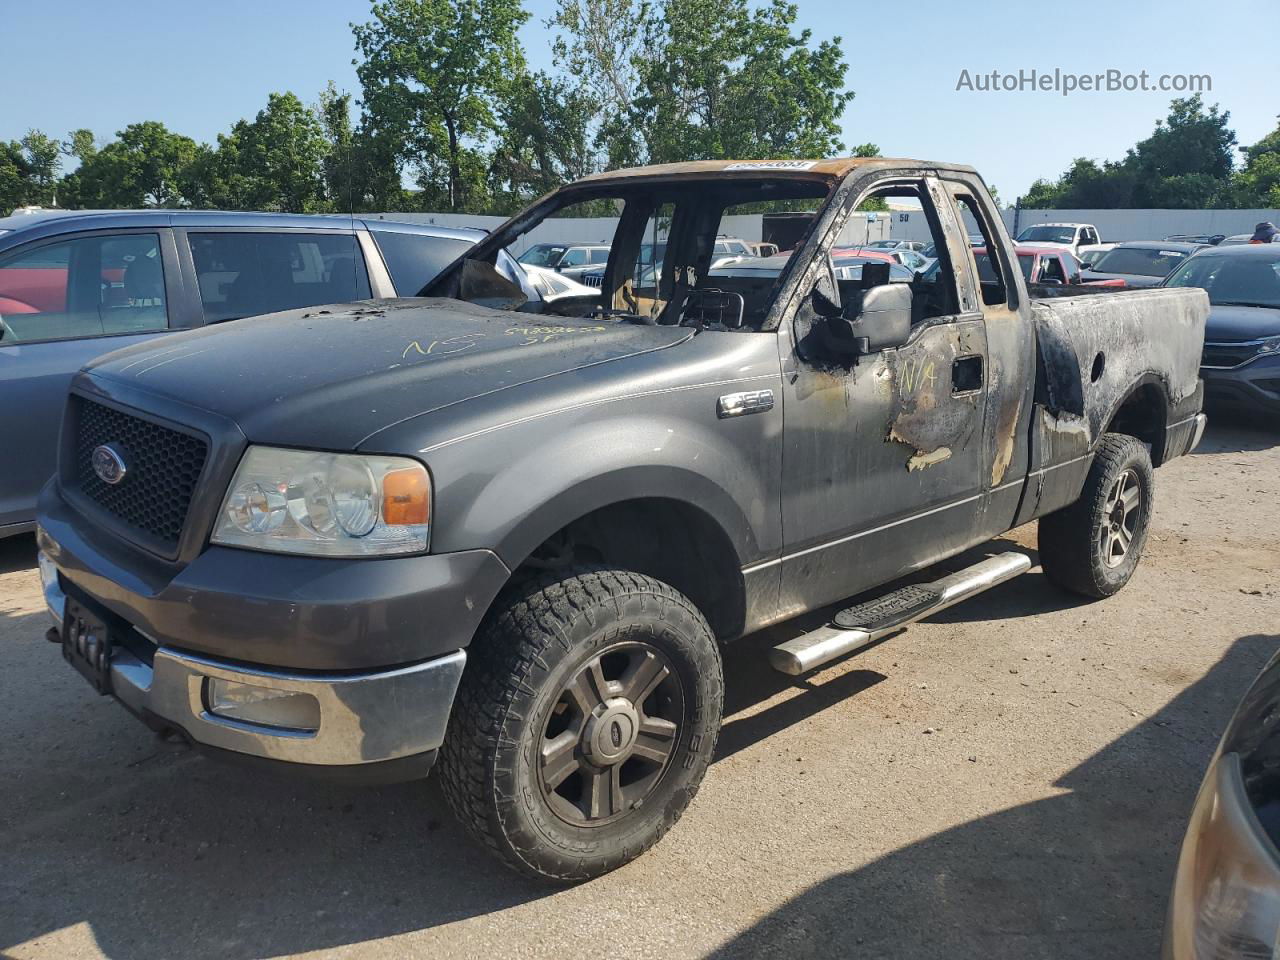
0 210 499 537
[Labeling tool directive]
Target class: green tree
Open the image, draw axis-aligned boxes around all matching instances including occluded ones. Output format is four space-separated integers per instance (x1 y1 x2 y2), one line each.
490 71 597 209
20 130 61 206
68 121 201 208
56 129 97 208
1125 95 1236 207
629 0 853 164
231 92 329 212
1023 97 1239 209
0 140 36 215
1232 116 1280 207
549 0 655 167
353 0 530 211
551 0 852 167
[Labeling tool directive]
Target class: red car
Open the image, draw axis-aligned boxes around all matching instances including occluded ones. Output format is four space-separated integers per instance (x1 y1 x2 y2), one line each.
975 245 1125 288
829 246 898 264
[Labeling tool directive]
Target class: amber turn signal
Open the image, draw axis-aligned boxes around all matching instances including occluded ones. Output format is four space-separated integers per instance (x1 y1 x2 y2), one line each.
381 465 430 525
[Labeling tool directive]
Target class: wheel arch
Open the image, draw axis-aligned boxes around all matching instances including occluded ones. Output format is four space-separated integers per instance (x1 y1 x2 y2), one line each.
1101 373 1171 465
495 479 752 642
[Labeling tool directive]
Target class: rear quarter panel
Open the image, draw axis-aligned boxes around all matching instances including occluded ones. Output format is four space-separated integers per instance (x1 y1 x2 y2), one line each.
1030 286 1208 509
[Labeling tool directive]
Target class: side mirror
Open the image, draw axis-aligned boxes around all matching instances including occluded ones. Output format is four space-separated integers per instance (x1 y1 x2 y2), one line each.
813 283 912 357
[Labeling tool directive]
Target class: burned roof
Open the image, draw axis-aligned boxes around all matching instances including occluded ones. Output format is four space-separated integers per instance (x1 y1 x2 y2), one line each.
570 157 978 188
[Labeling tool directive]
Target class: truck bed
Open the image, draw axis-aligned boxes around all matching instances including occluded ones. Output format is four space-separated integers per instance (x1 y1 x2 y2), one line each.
1031 285 1209 452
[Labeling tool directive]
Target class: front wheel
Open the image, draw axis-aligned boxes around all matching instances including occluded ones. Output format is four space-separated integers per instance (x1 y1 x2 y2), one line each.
1038 432 1155 599
438 566 723 882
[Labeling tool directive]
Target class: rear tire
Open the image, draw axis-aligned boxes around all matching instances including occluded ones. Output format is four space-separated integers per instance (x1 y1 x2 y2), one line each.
1038 432 1154 599
438 565 723 883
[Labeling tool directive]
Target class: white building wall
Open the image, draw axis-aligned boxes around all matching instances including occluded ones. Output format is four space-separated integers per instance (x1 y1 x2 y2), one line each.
884 206 1280 245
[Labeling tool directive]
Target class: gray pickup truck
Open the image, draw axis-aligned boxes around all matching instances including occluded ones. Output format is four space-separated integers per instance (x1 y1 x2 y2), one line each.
36 158 1208 882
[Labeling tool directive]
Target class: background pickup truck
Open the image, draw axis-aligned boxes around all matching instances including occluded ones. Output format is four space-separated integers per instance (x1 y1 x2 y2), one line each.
37 157 1208 883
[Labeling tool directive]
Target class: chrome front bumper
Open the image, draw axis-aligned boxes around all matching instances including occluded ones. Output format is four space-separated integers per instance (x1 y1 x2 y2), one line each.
40 548 466 768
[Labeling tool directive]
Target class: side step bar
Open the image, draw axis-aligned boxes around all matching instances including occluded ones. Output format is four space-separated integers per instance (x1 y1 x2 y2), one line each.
769 552 1032 675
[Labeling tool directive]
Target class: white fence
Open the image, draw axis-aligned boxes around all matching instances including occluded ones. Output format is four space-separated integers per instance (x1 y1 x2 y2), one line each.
887 206 1280 246
370 211 889 256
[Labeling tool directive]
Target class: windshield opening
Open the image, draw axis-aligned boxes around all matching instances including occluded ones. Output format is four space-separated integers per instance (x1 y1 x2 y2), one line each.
424 176 833 331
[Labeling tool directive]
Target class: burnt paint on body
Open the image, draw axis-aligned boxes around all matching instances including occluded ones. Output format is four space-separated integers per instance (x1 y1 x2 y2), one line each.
882 323 980 471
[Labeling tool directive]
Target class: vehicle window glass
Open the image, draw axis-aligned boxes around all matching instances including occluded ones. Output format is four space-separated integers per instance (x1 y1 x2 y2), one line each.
1165 254 1280 308
953 191 1009 306
517 244 566 268
1062 253 1082 281
560 248 589 267
188 232 370 323
832 180 960 324
1040 255 1067 282
1016 254 1035 281
1092 246 1189 277
371 231 473 295
1017 225 1076 244
0 232 168 344
588 248 610 264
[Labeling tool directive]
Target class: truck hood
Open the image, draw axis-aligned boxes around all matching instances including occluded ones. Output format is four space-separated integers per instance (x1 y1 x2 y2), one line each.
86 298 694 449
1204 303 1280 342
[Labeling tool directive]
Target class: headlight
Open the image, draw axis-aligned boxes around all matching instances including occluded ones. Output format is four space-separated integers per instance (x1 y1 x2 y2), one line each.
1258 337 1280 357
211 447 430 557
1165 753 1280 958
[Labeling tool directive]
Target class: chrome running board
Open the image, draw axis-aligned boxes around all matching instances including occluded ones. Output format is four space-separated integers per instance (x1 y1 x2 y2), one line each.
768 552 1032 675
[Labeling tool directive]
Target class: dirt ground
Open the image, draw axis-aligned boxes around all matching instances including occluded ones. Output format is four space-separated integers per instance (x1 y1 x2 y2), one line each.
3 413 1279 960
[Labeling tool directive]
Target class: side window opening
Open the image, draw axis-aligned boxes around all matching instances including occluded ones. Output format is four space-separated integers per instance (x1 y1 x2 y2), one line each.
831 180 960 325
434 177 833 332
952 191 1011 307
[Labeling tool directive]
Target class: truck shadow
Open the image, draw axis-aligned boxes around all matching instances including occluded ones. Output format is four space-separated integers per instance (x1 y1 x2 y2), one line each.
706 633 1280 959
713 535 1076 763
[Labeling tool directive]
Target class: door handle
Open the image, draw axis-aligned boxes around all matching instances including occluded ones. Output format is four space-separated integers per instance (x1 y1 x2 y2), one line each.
952 355 983 394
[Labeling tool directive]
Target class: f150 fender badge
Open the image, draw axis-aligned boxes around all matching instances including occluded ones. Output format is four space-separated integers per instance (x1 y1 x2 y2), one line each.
717 389 775 419
91 445 128 485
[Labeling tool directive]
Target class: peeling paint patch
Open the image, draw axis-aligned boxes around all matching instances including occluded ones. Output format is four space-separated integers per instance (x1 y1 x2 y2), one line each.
907 446 952 471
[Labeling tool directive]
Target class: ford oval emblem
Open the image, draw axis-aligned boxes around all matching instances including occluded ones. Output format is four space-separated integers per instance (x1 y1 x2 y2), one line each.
92 445 128 485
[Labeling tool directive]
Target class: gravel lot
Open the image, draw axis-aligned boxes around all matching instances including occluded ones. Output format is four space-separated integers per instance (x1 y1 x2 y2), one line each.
3 414 1279 960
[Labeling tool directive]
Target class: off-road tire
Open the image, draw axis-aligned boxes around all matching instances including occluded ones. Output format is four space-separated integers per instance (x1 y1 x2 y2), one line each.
437 565 723 883
1038 432 1154 599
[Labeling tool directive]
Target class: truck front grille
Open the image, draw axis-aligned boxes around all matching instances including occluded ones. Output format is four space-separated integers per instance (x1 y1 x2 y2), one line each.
71 398 209 552
1202 342 1261 369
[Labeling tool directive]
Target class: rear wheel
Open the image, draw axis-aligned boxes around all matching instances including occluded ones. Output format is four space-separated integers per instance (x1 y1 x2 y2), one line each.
438 566 723 882
1038 432 1154 598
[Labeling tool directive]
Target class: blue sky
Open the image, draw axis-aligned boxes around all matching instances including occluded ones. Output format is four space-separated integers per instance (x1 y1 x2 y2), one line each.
3 0 1276 200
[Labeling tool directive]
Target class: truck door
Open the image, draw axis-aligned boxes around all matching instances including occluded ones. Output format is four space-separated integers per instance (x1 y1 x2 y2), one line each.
776 174 991 615
938 178 1037 538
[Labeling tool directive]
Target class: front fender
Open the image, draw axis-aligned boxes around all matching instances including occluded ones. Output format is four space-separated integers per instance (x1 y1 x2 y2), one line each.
427 408 780 571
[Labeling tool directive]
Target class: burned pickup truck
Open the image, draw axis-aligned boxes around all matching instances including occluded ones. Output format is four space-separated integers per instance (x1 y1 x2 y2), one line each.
37 158 1208 882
